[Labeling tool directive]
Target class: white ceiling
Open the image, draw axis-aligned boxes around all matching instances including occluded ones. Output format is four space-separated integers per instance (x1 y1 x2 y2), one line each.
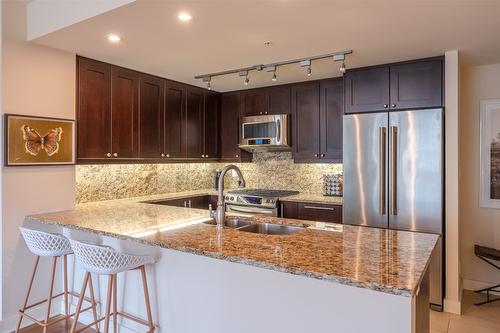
31 0 500 92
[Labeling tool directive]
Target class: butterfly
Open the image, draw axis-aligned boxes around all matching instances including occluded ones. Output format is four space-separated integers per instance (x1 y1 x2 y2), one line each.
21 125 63 157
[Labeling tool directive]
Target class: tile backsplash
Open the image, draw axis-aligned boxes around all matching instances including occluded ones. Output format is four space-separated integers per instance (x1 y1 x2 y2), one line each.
76 152 342 203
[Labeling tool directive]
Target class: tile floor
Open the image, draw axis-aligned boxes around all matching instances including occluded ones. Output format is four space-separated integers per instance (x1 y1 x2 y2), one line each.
431 290 500 333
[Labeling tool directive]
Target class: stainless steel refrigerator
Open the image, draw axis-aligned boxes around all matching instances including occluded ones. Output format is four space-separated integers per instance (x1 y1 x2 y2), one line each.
343 108 444 310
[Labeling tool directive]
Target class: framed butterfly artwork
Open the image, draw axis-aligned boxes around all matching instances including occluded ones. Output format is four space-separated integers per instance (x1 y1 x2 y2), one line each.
4 114 75 166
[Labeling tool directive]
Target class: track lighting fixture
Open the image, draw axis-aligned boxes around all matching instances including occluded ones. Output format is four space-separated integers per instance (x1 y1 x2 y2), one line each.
203 76 211 90
194 50 352 86
340 61 346 74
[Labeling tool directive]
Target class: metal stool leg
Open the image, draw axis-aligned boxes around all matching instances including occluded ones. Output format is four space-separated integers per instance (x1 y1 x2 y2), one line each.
140 266 154 332
71 272 90 333
43 257 58 333
15 256 40 333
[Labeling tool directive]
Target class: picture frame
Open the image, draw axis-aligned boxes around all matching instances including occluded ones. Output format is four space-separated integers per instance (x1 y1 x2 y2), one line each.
4 114 75 166
480 99 500 208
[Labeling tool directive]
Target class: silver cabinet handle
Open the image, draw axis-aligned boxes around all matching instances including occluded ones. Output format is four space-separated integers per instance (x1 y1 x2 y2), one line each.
228 206 274 214
383 104 388 108
113 153 118 157
314 154 319 158
303 205 335 211
106 153 112 158
379 127 387 215
188 199 192 208
161 153 165 157
391 103 396 108
321 154 325 158
390 126 398 215
183 201 187 208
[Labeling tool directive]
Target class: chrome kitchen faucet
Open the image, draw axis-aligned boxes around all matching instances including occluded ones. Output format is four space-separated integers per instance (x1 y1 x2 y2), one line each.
215 165 246 227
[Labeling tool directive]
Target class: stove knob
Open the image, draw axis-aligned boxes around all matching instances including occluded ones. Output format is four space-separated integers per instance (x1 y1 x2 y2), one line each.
271 199 275 204
230 197 234 201
224 196 229 200
265 199 270 203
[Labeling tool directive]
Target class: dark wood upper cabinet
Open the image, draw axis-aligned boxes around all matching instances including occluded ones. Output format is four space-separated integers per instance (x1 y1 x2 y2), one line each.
204 92 220 159
111 67 139 158
186 87 205 158
390 60 443 110
267 86 291 115
292 82 321 161
139 75 165 158
320 78 343 162
164 81 186 158
242 89 267 116
344 67 390 114
345 58 443 114
220 92 251 161
77 57 111 159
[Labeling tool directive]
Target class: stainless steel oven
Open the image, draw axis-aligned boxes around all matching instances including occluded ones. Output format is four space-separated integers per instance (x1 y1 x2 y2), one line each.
226 204 278 217
239 114 290 152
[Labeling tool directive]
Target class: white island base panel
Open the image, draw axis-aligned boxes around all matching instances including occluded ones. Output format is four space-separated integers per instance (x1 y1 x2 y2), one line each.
42 225 425 333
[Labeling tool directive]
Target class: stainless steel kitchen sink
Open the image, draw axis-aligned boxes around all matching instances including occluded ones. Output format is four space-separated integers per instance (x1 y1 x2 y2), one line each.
203 217 252 229
237 223 304 235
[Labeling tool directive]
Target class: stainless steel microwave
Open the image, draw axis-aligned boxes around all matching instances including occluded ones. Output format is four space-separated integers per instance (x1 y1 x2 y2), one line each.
239 114 290 152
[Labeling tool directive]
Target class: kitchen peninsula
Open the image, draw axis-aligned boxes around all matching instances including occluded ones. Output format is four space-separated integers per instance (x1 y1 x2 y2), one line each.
25 190 438 333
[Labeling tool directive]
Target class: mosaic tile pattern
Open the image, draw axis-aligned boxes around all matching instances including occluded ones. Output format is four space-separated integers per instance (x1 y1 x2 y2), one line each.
76 152 343 203
27 190 437 297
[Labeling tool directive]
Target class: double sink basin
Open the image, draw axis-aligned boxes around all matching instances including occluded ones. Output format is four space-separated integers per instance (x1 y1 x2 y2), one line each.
204 217 305 235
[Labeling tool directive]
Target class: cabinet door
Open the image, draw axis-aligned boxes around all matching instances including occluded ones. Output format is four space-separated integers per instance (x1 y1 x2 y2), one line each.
297 203 342 223
220 92 251 161
344 67 390 114
204 92 220 159
164 81 186 158
281 201 298 218
292 82 320 162
390 60 443 110
267 86 291 115
242 89 267 116
111 67 139 158
139 75 165 158
186 87 205 158
320 79 343 162
77 57 111 159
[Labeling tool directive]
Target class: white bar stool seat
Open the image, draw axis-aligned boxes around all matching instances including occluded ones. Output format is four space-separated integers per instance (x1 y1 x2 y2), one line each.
17 227 99 333
69 239 156 333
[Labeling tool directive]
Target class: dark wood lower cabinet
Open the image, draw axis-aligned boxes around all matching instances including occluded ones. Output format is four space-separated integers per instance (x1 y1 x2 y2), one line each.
281 201 342 223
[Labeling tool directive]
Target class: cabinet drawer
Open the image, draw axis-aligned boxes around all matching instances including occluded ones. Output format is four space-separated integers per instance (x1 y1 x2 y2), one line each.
297 203 342 223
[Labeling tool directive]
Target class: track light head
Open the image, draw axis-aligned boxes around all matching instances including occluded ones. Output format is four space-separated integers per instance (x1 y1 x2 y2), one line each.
272 72 277 82
307 66 312 77
340 61 346 74
244 76 249 86
207 82 211 90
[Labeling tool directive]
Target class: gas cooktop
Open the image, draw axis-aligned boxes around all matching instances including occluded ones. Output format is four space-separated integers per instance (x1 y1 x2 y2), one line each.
227 189 299 197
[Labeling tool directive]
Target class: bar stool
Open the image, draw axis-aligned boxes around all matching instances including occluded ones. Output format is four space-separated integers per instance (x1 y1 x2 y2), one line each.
69 239 156 333
16 227 99 333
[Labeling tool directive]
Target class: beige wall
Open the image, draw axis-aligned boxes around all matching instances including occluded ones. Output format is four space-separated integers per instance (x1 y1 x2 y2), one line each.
460 63 500 290
1 1 76 327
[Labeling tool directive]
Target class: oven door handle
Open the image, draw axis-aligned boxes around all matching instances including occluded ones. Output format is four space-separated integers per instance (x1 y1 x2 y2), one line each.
227 206 275 215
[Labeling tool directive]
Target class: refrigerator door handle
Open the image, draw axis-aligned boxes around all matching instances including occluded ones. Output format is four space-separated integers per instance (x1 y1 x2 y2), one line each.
379 127 387 215
390 126 398 215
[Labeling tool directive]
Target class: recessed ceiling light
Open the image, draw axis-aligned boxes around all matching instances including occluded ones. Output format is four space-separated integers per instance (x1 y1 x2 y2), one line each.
177 12 192 22
107 34 121 43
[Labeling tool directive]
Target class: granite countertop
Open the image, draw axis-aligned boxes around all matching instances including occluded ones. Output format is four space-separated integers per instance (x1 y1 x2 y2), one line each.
26 190 437 298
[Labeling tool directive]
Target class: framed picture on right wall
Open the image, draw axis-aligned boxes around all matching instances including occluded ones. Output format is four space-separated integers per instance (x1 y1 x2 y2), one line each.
480 99 500 208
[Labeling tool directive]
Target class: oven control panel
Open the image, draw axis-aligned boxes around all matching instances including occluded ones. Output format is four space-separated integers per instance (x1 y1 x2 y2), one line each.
224 194 278 208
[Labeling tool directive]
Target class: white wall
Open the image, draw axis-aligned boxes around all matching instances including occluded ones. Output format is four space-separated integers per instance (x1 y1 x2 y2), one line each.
460 63 500 291
1 1 76 329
